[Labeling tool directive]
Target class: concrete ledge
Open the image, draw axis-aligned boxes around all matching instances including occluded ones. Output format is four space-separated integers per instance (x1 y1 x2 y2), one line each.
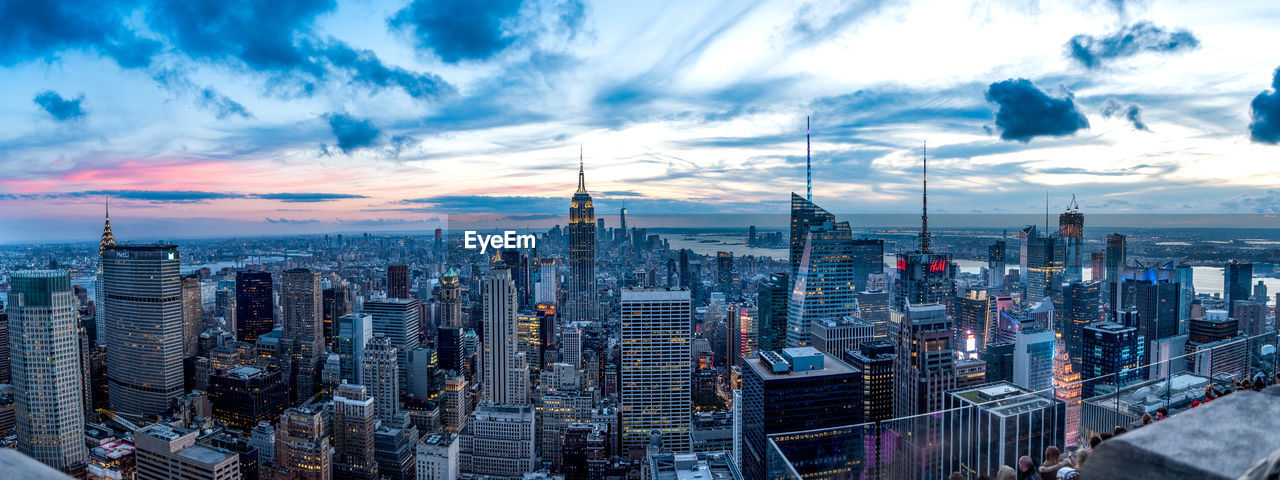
0 449 70 479
1081 386 1280 480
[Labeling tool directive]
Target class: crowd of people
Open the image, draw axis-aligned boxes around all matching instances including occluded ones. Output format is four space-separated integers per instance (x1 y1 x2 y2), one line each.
945 373 1279 480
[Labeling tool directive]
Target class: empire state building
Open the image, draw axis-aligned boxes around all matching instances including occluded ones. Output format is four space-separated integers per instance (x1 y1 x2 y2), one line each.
566 151 597 323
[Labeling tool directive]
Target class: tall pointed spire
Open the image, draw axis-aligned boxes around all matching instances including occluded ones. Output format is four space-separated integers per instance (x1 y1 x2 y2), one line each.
920 141 931 253
99 195 116 255
806 116 812 201
576 145 587 194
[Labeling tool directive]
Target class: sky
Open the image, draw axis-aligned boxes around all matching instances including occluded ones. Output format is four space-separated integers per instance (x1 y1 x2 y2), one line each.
2 0 1280 243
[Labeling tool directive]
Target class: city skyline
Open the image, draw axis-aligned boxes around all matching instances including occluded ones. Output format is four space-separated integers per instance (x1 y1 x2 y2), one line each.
4 1 1280 242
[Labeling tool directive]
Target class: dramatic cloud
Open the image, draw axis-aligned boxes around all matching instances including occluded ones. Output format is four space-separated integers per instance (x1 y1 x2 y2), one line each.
82 190 243 202
1101 98 1148 131
985 79 1089 142
388 0 585 63
1249 66 1280 145
32 91 86 121
403 195 565 213
1066 21 1199 69
0 1 161 68
325 114 381 153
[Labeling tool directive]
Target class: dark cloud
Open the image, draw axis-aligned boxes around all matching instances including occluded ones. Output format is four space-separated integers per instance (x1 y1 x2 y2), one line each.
1249 66 1280 145
1 0 453 102
325 114 380 153
33 91 86 121
1101 98 1148 131
198 88 252 119
403 195 565 213
388 0 586 63
0 1 161 68
253 193 369 203
1066 21 1198 69
600 191 644 197
985 78 1089 142
264 217 320 224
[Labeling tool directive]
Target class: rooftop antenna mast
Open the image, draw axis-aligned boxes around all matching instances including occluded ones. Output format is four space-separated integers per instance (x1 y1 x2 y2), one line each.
921 141 931 253
806 116 812 201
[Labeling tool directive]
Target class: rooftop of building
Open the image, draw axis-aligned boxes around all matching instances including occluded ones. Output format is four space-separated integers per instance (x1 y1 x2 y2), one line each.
177 444 237 466
747 348 856 379
649 451 741 480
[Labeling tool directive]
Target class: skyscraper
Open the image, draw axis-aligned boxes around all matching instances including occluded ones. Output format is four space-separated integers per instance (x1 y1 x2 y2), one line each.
363 336 400 424
235 271 274 344
181 274 202 357
387 265 410 299
741 348 861 480
1081 322 1143 397
620 288 692 454
365 298 421 396
1060 281 1101 365
323 282 353 351
755 273 789 353
1012 327 1055 392
843 340 895 423
338 313 374 384
1132 280 1180 352
457 404 536 478
955 288 996 353
789 193 837 281
987 240 1007 288
567 153 598 324
894 303 955 416
10 270 87 472
333 383 379 480
134 424 239 480
439 268 463 329
96 198 115 347
104 244 185 421
534 258 557 305
943 382 1066 478
1105 233 1127 313
274 406 332 480
1058 198 1084 282
207 365 288 433
850 239 885 292
786 223 857 347
482 265 529 405
1026 233 1066 303
282 268 324 402
1224 261 1253 317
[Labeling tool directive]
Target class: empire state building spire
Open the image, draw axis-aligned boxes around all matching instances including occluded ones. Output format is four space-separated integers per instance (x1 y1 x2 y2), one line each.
576 145 588 194
99 196 116 255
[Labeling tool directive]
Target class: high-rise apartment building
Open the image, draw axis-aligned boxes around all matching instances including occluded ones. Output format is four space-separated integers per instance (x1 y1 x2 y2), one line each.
363 336 401 424
894 303 955 417
103 244 185 421
988 240 1007 288
274 406 332 480
1081 322 1143 397
182 274 203 357
387 265 410 299
457 404 536 478
843 340 895 423
482 266 530 405
235 271 274 344
333 383 379 480
1104 233 1127 313
1012 327 1055 392
365 298 421 395
282 268 324 402
1060 281 1101 364
1224 262 1253 317
955 288 996 353
10 270 87 473
338 313 374 384
208 365 288 433
756 273 789 353
619 288 692 454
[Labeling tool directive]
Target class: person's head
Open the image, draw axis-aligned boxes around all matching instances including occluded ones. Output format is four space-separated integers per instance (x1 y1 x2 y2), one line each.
1156 407 1168 418
1100 432 1113 441
1255 381 1265 391
1114 426 1126 436
1243 379 1252 389
1191 400 1202 408
1089 434 1103 449
1018 456 1034 471
1044 446 1061 464
995 465 1016 480
1142 413 1152 425
950 473 964 480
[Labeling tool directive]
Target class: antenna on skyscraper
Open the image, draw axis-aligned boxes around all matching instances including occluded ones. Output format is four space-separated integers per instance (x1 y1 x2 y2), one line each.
1045 191 1050 234
921 141 930 253
806 116 812 201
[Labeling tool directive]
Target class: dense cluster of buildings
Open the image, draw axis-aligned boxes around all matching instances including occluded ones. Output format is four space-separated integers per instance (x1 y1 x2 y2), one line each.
0 151 1276 480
